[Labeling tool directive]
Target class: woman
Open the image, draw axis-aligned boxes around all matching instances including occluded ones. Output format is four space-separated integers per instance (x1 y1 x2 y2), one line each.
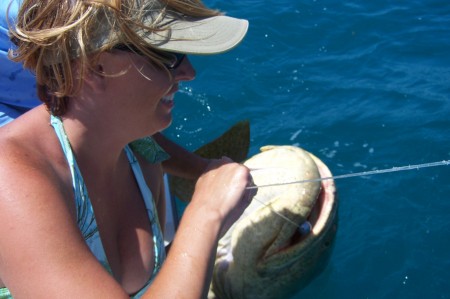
0 0 215 183
0 0 252 298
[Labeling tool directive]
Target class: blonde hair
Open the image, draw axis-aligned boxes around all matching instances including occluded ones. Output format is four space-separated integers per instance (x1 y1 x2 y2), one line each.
8 0 220 115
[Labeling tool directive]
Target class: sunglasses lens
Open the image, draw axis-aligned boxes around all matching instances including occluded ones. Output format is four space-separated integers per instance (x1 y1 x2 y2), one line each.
166 53 186 69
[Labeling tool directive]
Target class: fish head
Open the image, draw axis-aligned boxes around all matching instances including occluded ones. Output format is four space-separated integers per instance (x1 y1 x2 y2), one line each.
209 145 338 299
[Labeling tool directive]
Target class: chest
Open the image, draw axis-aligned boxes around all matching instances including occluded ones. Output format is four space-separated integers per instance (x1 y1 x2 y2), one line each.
68 155 165 294
93 181 156 293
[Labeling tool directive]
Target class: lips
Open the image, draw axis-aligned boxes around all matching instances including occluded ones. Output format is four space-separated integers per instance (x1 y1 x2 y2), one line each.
160 94 174 109
161 94 174 104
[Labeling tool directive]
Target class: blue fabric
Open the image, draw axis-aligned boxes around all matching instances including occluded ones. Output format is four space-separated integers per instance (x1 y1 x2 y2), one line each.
0 102 26 126
0 0 40 110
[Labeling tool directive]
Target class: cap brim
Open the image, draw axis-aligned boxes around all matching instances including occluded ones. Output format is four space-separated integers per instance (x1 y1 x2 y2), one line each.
143 15 249 55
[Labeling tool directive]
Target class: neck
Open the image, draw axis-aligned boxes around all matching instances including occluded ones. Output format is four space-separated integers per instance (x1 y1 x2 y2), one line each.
60 94 156 157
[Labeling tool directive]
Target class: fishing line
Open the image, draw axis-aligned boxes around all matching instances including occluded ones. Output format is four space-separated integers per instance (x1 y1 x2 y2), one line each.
246 160 450 190
250 195 312 234
251 195 303 226
245 159 450 232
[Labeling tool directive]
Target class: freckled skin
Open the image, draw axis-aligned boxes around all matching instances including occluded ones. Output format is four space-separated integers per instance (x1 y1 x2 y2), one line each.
208 146 338 299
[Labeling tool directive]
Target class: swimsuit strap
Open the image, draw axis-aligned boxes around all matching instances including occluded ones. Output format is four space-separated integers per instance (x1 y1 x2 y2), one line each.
50 115 97 237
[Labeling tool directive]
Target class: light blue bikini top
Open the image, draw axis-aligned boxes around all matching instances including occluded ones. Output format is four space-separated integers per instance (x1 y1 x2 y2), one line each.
0 116 168 299
50 115 166 298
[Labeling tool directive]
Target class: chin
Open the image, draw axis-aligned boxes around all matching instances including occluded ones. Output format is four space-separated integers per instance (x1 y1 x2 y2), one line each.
156 115 173 133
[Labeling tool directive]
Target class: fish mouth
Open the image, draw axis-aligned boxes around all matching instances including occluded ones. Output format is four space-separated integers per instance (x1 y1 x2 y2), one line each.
277 154 337 255
210 147 337 299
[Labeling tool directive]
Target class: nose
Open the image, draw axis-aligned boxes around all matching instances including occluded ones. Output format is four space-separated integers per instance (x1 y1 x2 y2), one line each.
173 56 196 82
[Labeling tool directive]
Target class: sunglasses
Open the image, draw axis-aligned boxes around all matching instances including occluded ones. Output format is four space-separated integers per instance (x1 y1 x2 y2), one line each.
113 44 186 70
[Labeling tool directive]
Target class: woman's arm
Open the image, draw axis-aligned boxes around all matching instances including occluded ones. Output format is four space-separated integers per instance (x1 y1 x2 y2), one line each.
153 132 209 180
143 158 252 299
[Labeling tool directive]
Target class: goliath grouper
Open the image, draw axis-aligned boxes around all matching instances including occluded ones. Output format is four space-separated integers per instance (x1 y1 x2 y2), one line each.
208 145 337 299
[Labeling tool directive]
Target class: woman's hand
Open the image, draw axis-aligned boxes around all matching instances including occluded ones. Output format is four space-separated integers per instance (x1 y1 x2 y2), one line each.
193 157 256 237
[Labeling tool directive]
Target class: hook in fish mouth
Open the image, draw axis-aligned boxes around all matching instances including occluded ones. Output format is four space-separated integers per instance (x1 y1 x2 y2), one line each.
262 156 337 259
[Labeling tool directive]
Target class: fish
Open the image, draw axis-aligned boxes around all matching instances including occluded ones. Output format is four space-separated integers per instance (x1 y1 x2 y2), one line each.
168 123 338 299
208 145 337 299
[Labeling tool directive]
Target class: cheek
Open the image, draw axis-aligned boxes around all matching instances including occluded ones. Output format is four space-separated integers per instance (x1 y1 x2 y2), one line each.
103 54 173 103
135 65 173 94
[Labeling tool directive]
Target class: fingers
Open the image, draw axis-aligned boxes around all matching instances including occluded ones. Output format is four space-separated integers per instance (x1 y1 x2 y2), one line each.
193 156 257 237
205 156 234 170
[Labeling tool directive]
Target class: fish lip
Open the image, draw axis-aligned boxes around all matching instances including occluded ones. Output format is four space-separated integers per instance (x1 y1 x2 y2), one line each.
308 154 337 235
267 156 337 256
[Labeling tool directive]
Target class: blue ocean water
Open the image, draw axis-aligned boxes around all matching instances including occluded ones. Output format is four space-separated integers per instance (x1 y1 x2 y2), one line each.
166 1 450 298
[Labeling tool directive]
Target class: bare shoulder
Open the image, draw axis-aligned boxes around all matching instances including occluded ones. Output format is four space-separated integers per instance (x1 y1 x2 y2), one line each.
0 110 128 298
0 110 75 282
0 109 69 205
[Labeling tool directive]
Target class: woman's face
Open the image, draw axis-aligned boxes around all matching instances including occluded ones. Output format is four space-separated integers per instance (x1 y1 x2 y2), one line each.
97 48 196 136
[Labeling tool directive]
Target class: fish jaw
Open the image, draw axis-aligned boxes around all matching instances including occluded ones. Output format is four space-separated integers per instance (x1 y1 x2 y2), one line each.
235 146 322 263
209 146 337 299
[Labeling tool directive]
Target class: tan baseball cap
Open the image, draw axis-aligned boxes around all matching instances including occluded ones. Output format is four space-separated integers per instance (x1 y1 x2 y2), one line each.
141 15 249 54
